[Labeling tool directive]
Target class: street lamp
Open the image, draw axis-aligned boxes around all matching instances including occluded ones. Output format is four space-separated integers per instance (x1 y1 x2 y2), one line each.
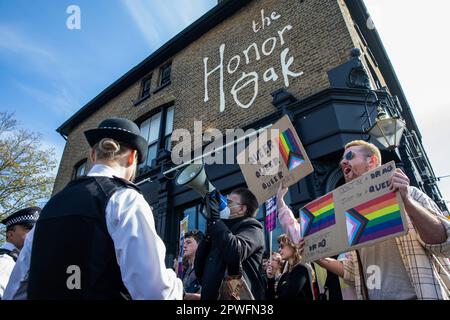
363 90 406 150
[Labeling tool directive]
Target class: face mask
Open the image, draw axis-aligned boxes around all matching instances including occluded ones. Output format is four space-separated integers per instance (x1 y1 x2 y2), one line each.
217 192 242 220
216 193 231 219
220 206 231 220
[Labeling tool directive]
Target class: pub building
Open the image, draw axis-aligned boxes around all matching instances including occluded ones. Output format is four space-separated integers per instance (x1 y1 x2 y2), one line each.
54 0 447 271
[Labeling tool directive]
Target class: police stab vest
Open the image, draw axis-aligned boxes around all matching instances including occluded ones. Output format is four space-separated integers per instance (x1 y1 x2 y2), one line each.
27 176 141 300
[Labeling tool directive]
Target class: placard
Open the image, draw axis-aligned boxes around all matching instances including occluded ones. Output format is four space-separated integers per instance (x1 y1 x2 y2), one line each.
238 115 314 204
301 161 408 263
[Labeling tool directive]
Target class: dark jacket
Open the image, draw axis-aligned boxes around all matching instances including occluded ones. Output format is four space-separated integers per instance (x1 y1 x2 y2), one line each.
267 263 313 300
195 216 266 300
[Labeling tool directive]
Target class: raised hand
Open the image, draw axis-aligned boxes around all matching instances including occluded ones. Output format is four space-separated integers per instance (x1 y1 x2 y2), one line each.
389 168 410 200
266 264 274 279
276 183 288 209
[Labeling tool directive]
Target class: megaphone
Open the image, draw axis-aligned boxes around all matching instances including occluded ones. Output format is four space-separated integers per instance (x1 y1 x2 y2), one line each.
175 163 231 219
175 163 215 197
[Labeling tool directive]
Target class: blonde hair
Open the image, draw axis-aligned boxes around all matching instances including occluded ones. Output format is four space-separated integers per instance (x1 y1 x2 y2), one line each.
277 234 302 268
344 140 381 166
93 138 132 163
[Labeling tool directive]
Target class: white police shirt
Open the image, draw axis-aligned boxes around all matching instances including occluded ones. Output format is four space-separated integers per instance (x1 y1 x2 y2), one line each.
3 164 183 300
0 242 19 299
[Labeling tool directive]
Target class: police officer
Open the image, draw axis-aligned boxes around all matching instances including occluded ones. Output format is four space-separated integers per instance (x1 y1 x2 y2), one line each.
0 207 40 299
4 118 183 300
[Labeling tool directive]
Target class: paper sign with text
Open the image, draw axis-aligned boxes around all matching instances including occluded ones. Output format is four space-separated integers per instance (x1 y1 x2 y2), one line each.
238 115 314 204
301 161 408 263
177 216 189 277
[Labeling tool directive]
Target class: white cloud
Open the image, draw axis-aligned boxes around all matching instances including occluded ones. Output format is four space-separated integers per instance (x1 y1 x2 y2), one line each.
120 0 215 49
120 0 163 48
364 0 450 204
14 81 79 117
0 25 56 62
0 24 82 115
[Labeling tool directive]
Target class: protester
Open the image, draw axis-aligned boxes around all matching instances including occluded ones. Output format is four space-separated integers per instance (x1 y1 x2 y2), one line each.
265 252 283 296
4 118 183 300
195 188 266 300
262 254 270 274
0 207 40 299
182 230 204 300
278 140 450 300
266 234 313 300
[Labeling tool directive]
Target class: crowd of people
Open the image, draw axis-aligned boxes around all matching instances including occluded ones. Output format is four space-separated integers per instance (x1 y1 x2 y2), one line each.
0 117 449 300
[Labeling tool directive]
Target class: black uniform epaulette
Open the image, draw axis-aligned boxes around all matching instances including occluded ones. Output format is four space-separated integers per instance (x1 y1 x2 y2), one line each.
111 176 142 194
0 248 18 262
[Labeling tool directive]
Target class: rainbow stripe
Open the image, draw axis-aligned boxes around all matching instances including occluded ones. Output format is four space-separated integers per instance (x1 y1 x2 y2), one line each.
300 193 336 237
279 128 304 170
345 192 404 246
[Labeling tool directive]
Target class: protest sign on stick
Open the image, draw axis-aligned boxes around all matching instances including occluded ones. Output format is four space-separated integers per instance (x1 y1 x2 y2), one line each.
301 161 408 263
238 115 314 204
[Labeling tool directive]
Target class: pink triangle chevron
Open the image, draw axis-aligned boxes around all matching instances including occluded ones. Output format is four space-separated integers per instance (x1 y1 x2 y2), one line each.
288 152 304 171
345 213 360 246
345 209 368 246
300 210 312 238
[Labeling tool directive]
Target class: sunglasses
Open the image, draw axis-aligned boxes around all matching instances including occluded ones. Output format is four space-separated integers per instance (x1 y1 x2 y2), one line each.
342 150 355 161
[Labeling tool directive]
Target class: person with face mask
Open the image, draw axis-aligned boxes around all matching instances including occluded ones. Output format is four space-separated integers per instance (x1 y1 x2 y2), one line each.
3 118 183 300
194 188 266 300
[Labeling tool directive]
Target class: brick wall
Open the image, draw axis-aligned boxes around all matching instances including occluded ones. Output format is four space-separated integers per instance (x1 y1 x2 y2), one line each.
53 0 383 194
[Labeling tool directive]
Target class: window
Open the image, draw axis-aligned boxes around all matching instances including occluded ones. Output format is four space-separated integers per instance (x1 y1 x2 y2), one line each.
182 204 207 233
140 112 161 167
138 105 175 169
141 75 152 98
159 62 172 87
74 160 86 179
164 106 174 150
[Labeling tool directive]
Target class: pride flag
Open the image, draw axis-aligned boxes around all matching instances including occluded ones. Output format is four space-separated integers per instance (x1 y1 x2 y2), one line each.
300 193 335 237
265 196 277 232
345 192 404 246
279 128 304 171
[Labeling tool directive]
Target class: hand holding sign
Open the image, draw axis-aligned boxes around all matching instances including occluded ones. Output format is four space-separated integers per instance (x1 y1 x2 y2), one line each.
389 168 410 199
276 183 288 209
301 161 408 263
238 115 314 204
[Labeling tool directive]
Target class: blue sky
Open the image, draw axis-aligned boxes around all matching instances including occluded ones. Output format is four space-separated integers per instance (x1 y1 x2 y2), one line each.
1 0 449 205
0 0 217 157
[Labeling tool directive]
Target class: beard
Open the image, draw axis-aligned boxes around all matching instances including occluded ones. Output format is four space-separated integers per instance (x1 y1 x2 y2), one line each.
344 163 371 182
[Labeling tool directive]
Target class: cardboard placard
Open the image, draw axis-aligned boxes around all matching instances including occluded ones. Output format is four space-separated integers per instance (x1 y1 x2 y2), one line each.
301 161 408 263
176 216 189 277
237 115 314 204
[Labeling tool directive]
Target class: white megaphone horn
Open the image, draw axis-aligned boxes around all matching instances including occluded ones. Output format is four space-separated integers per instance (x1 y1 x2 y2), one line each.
174 163 215 197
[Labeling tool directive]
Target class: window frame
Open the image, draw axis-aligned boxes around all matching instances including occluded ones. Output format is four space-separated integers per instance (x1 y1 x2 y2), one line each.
73 159 87 179
158 62 172 88
141 74 152 98
136 103 175 171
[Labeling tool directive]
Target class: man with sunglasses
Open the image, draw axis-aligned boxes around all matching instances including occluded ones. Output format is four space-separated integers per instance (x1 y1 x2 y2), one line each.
318 140 449 299
0 207 40 299
278 140 449 299
194 188 266 300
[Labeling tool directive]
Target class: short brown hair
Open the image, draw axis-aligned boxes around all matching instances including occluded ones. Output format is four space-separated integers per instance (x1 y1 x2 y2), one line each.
184 230 204 244
231 188 259 218
344 140 381 166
